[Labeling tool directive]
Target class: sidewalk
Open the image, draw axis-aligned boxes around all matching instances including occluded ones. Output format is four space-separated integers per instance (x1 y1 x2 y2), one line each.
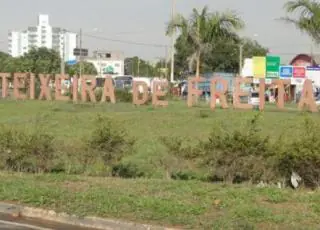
0 202 178 230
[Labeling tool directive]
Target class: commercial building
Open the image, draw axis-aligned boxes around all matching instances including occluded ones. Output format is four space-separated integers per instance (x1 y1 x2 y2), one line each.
8 14 77 62
85 50 125 77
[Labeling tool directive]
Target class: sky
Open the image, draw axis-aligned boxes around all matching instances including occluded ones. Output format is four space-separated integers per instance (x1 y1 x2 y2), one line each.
0 0 316 63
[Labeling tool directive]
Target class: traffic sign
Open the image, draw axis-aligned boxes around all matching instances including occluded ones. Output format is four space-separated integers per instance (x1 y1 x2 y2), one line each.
73 48 88 57
279 66 293 78
293 66 306 78
266 56 280 78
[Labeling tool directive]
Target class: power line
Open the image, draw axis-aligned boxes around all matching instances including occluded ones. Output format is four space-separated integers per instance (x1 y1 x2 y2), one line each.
81 33 169 48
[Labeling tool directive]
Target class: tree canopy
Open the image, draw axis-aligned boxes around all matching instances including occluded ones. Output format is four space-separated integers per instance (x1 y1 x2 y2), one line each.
167 6 248 77
281 0 320 43
0 47 97 75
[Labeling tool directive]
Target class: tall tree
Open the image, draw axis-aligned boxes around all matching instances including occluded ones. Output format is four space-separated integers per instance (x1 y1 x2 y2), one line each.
124 57 156 77
281 0 320 43
22 47 61 74
167 6 244 77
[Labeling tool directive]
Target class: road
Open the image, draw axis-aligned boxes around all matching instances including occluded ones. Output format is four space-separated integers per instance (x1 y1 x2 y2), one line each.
0 214 99 230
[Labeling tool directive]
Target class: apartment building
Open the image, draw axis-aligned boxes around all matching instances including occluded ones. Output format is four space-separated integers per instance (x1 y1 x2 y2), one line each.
8 14 77 62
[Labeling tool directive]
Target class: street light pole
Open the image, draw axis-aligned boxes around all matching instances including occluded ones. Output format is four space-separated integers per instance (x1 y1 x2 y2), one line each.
170 0 176 83
79 28 83 78
239 44 243 76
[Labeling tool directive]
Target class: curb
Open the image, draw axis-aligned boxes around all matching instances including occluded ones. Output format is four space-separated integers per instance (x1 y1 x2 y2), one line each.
0 202 179 230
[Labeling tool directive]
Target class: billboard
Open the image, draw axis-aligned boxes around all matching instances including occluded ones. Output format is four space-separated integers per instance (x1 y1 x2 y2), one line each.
293 66 306 78
253 56 266 78
279 66 293 78
266 56 280 79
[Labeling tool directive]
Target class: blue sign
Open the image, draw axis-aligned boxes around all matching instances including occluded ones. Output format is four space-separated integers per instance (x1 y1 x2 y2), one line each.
306 66 320 71
279 66 293 78
66 60 77 65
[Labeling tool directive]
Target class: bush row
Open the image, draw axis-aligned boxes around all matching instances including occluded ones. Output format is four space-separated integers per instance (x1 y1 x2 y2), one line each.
0 115 135 177
0 111 318 188
160 113 320 189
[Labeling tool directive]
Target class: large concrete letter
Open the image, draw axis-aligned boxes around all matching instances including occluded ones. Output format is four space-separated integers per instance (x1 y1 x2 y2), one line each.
259 79 265 111
210 77 228 110
272 79 290 110
152 81 168 107
132 81 148 105
0 73 10 98
81 76 96 102
13 73 27 100
187 77 204 107
298 79 318 112
101 78 116 103
233 77 252 109
29 74 35 100
55 74 69 101
72 77 78 103
38 74 52 100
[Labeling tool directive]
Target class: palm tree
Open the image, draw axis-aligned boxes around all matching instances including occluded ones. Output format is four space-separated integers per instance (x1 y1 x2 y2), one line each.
166 6 244 77
281 0 320 43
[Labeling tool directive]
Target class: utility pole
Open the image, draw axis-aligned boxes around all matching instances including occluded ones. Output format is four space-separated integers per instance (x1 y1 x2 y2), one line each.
137 57 140 76
170 0 176 83
165 46 168 79
239 44 243 76
310 44 314 66
79 29 83 78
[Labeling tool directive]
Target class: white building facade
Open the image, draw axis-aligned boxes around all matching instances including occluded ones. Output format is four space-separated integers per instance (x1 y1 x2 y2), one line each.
8 14 77 62
85 50 125 77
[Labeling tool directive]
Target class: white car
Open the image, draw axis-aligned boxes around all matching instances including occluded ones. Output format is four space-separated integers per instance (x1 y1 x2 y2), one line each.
248 91 260 106
316 94 320 105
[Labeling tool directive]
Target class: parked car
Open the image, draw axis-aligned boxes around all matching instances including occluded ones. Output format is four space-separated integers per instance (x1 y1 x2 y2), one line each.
248 91 260 107
316 94 320 105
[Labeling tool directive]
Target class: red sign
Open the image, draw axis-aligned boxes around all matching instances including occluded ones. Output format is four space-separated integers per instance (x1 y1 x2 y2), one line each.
293 66 306 78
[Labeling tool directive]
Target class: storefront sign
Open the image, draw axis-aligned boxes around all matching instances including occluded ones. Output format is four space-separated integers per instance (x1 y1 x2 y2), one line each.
266 56 280 79
293 66 306 78
279 66 293 78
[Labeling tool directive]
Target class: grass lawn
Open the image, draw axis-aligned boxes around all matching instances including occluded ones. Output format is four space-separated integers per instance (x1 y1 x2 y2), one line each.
0 99 319 178
0 172 319 230
0 100 319 229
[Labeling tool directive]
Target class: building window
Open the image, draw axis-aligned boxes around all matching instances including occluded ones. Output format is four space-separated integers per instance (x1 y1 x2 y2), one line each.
115 63 120 67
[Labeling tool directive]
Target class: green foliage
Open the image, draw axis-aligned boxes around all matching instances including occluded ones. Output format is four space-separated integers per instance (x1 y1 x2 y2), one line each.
168 6 246 75
115 89 132 102
0 48 97 75
201 113 276 183
112 162 145 178
0 124 55 173
160 113 320 188
171 6 267 75
66 61 97 76
124 57 156 77
277 117 320 188
281 0 320 44
86 115 135 166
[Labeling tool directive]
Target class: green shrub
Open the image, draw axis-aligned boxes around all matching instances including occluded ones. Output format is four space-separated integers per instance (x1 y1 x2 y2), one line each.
277 117 320 188
199 110 210 118
200 113 277 183
115 89 132 102
85 115 135 169
112 162 145 178
0 125 56 173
